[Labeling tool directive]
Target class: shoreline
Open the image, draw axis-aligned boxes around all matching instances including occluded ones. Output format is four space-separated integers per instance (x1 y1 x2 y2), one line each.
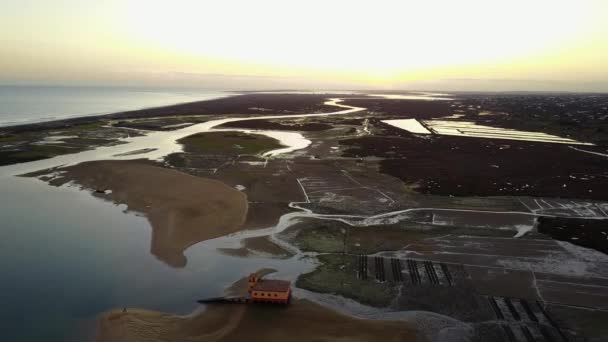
26 159 249 268
0 94 231 129
0 92 353 134
0 93 234 133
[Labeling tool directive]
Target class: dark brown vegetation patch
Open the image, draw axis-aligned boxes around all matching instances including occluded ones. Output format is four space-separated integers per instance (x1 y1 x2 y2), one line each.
220 119 332 131
538 217 608 255
112 94 340 119
0 145 77 166
340 134 608 201
340 98 452 119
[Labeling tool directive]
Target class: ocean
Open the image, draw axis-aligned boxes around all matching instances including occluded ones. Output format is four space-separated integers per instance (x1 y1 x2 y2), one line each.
0 85 228 127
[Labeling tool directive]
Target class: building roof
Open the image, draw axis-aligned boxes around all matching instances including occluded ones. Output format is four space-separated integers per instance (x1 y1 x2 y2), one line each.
253 279 291 292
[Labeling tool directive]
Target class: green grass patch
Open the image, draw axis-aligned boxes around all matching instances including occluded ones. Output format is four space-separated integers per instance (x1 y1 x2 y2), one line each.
287 220 435 255
0 145 79 166
178 131 284 155
0 134 24 143
68 122 104 131
164 153 187 168
0 133 42 144
293 224 346 253
297 254 397 307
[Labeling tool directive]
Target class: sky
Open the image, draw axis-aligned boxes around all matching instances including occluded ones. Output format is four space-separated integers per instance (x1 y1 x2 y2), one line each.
1 0 607 91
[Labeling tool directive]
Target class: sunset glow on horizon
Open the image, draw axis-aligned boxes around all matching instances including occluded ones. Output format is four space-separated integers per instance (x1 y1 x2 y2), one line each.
1 0 607 91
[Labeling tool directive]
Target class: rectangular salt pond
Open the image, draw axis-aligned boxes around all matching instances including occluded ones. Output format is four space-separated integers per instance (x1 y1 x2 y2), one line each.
382 118 593 145
382 119 432 134
424 120 593 145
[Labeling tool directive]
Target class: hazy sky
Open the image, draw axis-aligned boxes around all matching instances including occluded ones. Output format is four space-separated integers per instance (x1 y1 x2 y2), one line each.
1 0 607 91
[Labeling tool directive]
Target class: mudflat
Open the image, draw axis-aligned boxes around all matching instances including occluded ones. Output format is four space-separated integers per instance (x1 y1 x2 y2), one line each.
28 160 248 267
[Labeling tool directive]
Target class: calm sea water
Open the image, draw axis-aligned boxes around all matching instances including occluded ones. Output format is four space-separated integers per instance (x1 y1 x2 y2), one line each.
0 85 228 127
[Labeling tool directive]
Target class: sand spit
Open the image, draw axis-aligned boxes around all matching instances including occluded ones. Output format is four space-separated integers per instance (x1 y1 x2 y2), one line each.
97 299 421 342
26 160 248 267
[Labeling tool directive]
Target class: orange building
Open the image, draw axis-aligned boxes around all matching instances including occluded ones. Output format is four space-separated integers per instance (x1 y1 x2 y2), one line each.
248 273 291 304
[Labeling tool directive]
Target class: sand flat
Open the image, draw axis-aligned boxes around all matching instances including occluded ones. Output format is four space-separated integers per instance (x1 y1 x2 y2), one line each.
97 299 421 342
29 160 248 267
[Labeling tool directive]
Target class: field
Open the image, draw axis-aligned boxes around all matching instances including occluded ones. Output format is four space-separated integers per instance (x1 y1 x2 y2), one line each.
177 131 284 155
